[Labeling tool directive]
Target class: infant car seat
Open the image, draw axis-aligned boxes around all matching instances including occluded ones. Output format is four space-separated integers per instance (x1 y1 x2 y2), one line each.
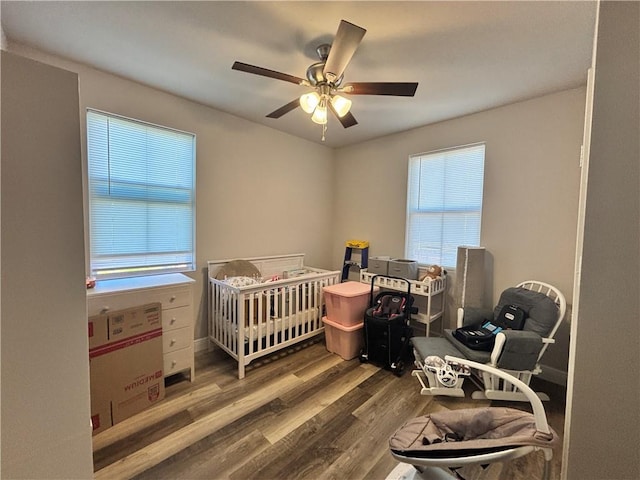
360 275 415 375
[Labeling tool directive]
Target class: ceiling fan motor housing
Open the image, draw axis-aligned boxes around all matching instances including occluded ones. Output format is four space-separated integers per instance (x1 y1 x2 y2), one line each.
306 62 342 88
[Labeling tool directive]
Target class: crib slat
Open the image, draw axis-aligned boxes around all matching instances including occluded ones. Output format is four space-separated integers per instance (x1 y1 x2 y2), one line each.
232 291 239 355
245 293 262 355
262 291 271 349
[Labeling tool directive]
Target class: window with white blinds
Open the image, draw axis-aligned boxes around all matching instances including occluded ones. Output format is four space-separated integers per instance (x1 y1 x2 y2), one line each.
86 109 196 279
405 143 485 268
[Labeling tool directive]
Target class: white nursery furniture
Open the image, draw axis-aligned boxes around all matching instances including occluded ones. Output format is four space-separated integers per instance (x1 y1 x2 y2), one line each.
208 253 340 379
87 273 196 381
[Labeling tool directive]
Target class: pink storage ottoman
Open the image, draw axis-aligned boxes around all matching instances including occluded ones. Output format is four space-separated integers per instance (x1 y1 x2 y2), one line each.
322 281 377 326
323 316 364 360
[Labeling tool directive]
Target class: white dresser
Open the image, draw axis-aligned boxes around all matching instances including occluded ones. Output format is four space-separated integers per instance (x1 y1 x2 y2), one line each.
87 273 196 381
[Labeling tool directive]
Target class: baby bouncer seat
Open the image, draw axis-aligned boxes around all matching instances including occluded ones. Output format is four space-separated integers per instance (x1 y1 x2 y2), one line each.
411 281 566 401
389 356 560 480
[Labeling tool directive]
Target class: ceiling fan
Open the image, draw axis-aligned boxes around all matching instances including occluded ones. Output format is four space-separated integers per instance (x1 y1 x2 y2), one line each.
232 20 418 140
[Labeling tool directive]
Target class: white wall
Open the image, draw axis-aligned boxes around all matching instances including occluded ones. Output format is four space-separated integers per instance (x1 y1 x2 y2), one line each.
1 51 93 479
563 2 640 478
8 45 586 380
8 43 336 340
6 13 636 476
333 88 585 378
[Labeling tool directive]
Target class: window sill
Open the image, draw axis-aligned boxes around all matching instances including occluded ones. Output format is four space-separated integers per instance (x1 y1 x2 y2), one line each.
87 273 195 297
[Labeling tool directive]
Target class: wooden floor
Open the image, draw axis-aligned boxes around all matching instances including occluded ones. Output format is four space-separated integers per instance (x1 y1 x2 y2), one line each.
92 338 566 480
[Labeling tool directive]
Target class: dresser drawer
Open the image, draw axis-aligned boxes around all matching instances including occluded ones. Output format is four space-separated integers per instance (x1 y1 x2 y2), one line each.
88 285 192 316
162 326 192 354
164 346 194 377
162 305 193 332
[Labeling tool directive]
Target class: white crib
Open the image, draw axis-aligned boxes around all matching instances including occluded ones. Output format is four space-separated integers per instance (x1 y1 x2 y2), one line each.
208 254 340 379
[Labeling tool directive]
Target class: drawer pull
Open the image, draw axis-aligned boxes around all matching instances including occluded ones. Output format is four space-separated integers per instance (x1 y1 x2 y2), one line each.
101 306 110 313
170 317 176 325
170 295 177 302
172 360 177 367
170 339 176 346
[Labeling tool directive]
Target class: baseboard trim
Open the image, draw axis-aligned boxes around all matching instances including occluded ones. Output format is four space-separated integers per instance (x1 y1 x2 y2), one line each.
194 337 210 353
538 364 568 386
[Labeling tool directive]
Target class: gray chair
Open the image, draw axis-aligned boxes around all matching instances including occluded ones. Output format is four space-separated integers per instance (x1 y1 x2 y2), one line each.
411 281 566 401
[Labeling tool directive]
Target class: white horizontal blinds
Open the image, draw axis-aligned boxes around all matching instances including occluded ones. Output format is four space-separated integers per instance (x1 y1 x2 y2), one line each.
87 110 195 278
406 143 485 267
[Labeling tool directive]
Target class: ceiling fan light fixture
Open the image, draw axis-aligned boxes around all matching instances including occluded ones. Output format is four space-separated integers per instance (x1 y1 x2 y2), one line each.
299 91 320 114
311 99 328 125
330 94 352 117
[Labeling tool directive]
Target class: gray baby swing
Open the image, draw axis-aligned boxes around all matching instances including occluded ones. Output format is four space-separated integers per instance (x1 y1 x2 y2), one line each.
388 356 560 480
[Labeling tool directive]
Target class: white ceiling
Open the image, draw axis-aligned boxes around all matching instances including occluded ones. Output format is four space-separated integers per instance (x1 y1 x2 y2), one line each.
1 1 597 148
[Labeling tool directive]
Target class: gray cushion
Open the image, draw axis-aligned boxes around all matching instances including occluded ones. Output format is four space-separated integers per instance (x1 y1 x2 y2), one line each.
460 307 494 327
496 330 543 370
411 336 462 362
494 287 559 337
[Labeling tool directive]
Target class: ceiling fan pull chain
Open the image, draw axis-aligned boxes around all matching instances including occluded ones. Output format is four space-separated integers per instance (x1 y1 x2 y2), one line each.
322 123 327 142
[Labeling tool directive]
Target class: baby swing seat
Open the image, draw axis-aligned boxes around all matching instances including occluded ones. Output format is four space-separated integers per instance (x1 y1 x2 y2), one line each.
389 356 559 480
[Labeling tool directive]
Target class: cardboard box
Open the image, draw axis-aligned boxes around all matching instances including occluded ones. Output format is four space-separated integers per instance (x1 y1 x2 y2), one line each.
89 303 164 435
108 303 162 341
88 313 109 350
89 394 112 436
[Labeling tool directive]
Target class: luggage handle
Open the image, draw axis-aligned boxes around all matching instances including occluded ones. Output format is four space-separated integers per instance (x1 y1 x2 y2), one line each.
369 274 412 308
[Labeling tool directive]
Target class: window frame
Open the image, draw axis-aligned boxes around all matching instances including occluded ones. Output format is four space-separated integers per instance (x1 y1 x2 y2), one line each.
86 108 196 280
404 143 485 269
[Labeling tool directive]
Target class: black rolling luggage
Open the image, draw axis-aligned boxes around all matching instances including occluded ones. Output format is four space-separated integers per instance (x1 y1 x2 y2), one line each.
359 275 416 375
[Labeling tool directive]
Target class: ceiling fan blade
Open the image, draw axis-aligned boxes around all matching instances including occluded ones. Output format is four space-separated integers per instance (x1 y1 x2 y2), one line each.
329 102 358 128
343 82 419 96
232 61 305 85
323 20 366 83
266 99 300 119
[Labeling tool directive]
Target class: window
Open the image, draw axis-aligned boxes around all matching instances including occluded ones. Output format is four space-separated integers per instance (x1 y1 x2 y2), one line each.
86 109 195 279
405 143 485 268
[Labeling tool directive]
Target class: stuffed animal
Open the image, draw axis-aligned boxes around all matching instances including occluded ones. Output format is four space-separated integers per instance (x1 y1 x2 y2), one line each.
420 264 444 281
